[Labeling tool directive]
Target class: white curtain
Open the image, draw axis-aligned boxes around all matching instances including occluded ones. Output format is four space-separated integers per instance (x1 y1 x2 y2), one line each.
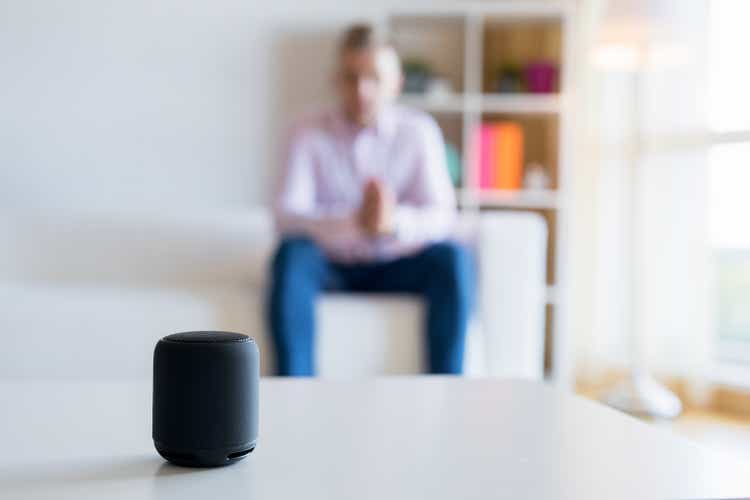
582 0 713 398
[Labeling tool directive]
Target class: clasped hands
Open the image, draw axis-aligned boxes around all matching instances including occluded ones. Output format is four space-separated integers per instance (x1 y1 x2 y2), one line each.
357 179 395 237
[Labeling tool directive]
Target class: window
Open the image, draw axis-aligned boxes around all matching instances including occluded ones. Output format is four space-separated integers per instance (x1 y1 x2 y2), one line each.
708 1 750 365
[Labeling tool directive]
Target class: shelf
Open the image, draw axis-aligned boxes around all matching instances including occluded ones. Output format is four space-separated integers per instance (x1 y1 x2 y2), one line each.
399 93 465 113
389 2 567 19
399 93 561 114
481 94 560 114
459 188 559 209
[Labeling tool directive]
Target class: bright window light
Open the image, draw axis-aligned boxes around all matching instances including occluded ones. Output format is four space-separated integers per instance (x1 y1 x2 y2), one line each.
708 1 750 349
708 0 750 132
709 143 750 249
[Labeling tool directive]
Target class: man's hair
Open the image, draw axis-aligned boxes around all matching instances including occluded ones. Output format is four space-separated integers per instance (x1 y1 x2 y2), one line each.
339 23 390 53
337 23 402 79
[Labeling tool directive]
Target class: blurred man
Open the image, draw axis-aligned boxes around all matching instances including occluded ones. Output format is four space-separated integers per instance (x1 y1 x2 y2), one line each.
269 24 473 376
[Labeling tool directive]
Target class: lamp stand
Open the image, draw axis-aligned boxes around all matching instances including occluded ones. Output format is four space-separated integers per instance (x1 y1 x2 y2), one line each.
604 369 683 419
601 50 682 419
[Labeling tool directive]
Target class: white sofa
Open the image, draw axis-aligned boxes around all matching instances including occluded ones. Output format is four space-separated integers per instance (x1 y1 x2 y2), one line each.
1 209 547 380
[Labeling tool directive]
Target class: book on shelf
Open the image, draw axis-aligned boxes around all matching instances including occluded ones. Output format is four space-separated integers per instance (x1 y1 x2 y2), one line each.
473 122 524 191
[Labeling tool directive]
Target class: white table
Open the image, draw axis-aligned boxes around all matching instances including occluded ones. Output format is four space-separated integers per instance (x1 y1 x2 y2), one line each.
1 377 749 500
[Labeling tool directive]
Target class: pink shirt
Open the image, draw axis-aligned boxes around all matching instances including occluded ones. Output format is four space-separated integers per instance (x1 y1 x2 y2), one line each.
274 105 457 263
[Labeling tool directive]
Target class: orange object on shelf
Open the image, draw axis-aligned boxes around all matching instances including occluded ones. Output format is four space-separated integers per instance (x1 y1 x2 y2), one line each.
492 122 524 190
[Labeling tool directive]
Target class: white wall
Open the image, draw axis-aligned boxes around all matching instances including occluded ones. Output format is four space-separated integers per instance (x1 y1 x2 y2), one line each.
0 0 418 379
0 0 431 214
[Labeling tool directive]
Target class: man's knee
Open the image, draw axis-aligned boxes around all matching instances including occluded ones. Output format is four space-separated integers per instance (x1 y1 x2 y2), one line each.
423 242 474 299
425 242 471 278
273 237 322 271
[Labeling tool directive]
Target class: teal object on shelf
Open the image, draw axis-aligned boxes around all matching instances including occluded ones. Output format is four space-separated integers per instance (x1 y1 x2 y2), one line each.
445 143 461 187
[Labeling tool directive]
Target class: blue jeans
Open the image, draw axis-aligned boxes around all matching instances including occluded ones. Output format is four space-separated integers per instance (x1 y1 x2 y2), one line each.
267 237 474 376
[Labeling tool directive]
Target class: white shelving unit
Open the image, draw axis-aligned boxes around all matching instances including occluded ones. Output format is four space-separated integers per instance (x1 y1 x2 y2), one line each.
399 93 562 114
386 1 574 386
459 188 559 210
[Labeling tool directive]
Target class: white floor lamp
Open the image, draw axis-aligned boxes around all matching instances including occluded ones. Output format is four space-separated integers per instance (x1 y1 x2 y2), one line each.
592 0 685 419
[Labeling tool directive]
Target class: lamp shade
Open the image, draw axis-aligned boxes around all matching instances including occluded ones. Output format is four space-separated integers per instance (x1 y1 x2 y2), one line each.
592 0 688 71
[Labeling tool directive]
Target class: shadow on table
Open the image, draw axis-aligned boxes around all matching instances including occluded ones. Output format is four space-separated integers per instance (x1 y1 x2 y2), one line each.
0 453 212 492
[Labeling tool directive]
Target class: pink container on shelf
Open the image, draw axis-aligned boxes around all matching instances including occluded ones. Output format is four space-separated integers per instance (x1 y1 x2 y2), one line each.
525 62 558 93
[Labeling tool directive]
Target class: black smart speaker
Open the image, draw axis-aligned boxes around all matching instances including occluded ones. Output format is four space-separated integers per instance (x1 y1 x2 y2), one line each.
152 331 259 467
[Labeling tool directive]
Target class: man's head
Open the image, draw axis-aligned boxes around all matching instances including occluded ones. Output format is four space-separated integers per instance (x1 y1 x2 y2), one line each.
335 24 403 126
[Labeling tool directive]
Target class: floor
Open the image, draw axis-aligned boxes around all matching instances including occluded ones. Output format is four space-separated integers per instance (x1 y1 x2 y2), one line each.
576 374 750 461
665 408 750 461
579 390 750 462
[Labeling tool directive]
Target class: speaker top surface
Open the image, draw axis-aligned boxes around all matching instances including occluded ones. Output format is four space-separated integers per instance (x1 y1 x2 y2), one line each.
162 331 253 344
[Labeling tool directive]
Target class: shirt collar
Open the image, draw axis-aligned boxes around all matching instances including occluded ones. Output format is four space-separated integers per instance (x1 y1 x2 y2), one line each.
332 105 398 140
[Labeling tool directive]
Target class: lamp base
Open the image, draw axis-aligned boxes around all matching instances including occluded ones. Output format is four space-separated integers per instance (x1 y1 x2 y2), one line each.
602 372 683 420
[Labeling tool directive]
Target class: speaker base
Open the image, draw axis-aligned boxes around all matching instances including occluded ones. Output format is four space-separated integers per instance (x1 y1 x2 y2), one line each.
155 441 256 468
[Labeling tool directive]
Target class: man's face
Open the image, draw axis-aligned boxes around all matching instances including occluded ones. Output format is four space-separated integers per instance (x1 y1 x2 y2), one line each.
336 46 402 126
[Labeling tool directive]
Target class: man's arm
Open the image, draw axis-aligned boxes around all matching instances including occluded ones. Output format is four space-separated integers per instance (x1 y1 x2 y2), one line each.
390 115 457 244
273 128 363 252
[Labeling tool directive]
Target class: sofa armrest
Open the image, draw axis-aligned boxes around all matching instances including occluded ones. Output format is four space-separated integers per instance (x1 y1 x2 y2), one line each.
465 212 548 379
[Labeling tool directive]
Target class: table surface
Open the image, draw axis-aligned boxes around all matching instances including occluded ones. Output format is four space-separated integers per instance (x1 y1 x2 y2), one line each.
1 377 749 500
